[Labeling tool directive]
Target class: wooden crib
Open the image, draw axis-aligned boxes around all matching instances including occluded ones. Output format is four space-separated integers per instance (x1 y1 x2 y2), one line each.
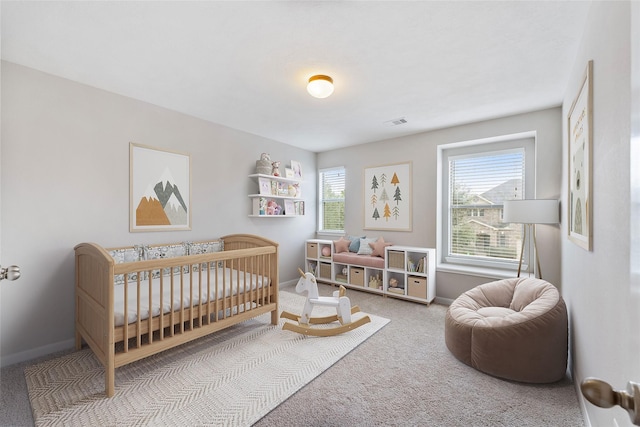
75 234 279 397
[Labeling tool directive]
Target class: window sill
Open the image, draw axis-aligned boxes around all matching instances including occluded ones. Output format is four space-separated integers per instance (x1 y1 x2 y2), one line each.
316 231 345 239
436 262 519 280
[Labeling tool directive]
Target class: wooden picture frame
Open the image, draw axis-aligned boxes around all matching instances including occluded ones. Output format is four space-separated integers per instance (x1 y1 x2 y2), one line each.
364 161 412 231
567 60 593 250
130 142 191 232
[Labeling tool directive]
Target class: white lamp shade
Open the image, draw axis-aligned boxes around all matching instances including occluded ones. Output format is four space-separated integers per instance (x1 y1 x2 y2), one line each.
307 75 334 98
502 199 559 224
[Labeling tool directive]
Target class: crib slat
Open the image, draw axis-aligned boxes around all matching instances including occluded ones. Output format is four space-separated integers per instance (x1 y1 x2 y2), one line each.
205 263 211 324
179 273 185 334
238 257 243 313
135 277 140 349
224 259 229 319
188 267 194 331
148 274 153 345
260 256 264 305
200 265 206 323
259 255 264 305
235 259 240 316
243 257 248 312
258 254 264 306
123 276 129 352
159 274 164 340
169 274 175 337
214 262 220 322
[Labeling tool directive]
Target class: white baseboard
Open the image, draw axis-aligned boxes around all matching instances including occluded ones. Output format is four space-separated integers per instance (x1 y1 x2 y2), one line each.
279 279 298 289
435 296 454 306
1 338 75 368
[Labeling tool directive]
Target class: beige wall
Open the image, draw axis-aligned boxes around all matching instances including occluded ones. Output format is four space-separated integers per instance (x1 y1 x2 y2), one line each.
561 2 639 426
0 61 317 365
317 108 563 302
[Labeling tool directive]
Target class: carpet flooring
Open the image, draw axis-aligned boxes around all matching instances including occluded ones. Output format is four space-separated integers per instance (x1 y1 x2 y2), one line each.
24 290 389 426
257 284 585 427
2 283 585 426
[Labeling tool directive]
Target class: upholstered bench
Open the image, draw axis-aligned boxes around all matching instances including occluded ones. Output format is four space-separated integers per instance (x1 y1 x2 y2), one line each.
332 251 385 269
444 277 568 383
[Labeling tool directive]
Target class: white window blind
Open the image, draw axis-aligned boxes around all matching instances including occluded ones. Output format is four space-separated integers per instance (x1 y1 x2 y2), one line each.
439 134 535 272
319 167 345 232
449 149 524 260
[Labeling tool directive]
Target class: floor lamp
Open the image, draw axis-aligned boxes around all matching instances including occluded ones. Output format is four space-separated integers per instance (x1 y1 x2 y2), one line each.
502 199 559 279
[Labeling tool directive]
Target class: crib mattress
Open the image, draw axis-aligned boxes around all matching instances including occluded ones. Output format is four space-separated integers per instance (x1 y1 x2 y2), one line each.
114 267 268 327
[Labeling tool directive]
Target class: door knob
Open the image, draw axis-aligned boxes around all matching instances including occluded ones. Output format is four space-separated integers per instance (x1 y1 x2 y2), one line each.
0 265 20 281
581 377 640 425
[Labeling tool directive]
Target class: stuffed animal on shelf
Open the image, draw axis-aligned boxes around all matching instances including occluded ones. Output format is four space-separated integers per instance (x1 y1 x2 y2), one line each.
267 200 277 215
272 161 281 176
389 278 398 288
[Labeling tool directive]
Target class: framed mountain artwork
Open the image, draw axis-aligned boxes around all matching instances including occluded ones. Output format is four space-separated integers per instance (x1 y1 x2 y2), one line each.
364 161 412 231
130 142 191 232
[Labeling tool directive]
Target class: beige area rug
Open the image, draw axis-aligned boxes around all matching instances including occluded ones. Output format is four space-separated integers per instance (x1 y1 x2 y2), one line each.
25 291 389 426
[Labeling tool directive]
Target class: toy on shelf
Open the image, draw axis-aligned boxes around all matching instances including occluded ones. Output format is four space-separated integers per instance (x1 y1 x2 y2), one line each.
368 273 381 289
266 200 282 215
281 268 371 337
271 161 281 176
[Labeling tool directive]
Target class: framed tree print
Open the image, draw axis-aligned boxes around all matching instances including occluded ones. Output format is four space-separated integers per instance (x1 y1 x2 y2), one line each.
364 162 412 231
130 142 191 232
567 60 593 250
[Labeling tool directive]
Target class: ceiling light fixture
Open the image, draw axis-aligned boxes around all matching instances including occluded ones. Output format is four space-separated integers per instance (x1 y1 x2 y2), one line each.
307 75 334 98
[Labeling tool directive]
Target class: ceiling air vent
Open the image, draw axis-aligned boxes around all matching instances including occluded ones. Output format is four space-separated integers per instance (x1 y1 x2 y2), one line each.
385 117 407 126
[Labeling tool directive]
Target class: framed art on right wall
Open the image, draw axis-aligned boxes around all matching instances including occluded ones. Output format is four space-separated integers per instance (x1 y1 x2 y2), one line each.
567 60 593 251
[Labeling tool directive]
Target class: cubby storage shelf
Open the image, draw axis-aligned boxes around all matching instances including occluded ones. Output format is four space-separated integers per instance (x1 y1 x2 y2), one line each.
304 239 436 304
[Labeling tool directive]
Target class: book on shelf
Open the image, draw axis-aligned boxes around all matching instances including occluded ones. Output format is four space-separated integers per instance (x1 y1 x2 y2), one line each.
258 177 272 195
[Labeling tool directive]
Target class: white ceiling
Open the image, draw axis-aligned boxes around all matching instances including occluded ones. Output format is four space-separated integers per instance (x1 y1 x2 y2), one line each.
1 1 592 153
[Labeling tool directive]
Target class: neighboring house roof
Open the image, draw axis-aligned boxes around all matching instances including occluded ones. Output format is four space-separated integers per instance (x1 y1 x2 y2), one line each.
468 194 493 206
466 219 511 231
481 178 523 204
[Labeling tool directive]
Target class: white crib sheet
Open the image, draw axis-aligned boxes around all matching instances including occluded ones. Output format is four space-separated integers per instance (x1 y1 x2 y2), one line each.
114 267 267 327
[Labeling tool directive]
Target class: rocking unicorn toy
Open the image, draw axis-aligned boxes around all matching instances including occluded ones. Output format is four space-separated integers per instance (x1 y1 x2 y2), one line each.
281 268 371 337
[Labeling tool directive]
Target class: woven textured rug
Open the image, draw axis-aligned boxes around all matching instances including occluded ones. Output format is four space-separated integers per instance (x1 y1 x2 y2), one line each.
25 291 389 426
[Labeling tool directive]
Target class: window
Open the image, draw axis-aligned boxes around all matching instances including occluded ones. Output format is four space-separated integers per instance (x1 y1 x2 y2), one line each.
438 133 535 272
318 167 345 233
